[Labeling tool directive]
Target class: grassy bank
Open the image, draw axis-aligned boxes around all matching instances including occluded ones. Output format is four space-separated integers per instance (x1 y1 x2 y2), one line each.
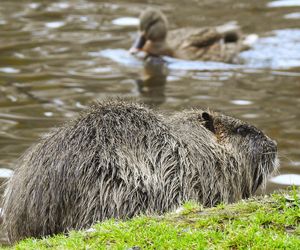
7 188 300 249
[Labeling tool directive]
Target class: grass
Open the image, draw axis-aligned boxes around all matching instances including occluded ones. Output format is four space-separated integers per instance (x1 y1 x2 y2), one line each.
3 188 300 249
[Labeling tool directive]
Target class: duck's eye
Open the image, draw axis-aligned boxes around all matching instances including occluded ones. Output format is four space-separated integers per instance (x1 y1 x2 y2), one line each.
236 125 249 137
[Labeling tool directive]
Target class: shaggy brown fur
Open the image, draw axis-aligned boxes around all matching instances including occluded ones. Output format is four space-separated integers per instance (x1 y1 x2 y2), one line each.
2 100 279 242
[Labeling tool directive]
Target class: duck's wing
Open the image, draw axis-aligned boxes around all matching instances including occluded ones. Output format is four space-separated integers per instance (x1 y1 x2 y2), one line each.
169 22 241 49
168 27 221 49
167 23 243 62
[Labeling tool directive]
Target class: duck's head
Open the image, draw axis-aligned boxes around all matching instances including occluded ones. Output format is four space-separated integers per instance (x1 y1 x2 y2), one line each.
130 9 170 56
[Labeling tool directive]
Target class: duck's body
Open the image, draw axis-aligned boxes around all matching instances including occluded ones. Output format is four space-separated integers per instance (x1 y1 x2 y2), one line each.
168 25 245 62
130 9 252 63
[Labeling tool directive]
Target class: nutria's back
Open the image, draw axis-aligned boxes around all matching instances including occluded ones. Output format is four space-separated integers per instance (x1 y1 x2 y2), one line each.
2 100 279 242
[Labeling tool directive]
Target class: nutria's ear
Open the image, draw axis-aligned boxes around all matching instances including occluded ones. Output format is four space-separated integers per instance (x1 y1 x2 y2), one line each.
202 112 211 121
202 112 216 134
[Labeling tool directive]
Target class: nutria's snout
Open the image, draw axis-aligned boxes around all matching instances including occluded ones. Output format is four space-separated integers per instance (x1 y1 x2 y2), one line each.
266 138 278 153
238 125 278 153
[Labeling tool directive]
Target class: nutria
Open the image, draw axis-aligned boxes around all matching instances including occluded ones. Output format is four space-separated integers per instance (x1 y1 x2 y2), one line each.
2 100 279 242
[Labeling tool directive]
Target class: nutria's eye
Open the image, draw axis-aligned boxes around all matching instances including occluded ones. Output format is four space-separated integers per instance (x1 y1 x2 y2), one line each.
236 125 249 137
201 112 216 134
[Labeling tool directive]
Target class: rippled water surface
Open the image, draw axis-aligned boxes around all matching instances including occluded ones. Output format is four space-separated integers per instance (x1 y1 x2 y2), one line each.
0 0 300 242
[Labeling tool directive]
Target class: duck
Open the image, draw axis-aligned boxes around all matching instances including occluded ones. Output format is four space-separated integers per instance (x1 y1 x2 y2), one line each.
129 9 255 63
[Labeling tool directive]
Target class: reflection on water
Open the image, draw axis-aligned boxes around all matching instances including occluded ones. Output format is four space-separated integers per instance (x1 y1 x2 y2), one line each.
94 49 143 68
0 168 13 179
284 12 300 19
271 174 300 185
137 56 168 106
0 0 300 244
111 17 139 26
268 0 300 8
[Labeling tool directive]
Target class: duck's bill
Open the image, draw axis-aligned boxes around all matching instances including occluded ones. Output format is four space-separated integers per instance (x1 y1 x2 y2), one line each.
129 35 146 54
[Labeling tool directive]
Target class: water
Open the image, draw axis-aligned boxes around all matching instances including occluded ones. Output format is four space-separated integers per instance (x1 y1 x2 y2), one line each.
0 0 300 243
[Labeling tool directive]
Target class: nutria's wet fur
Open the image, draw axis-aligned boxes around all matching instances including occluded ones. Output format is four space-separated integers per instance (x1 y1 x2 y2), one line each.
2 100 279 242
